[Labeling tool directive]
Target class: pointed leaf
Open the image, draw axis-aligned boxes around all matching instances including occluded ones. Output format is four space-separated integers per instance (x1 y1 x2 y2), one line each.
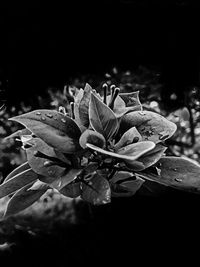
3 128 32 141
120 91 142 109
10 109 81 153
4 162 30 183
4 182 49 217
126 144 167 171
79 83 93 127
114 126 142 150
81 173 111 205
79 129 106 149
89 93 119 139
26 138 67 181
106 94 126 112
0 169 38 199
86 141 155 161
121 110 177 143
140 157 200 193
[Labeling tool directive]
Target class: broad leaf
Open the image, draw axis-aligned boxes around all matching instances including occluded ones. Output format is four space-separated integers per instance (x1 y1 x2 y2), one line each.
4 161 30 182
79 83 93 127
26 138 67 182
0 169 38 199
4 182 49 217
10 109 81 153
59 181 82 198
86 141 155 161
114 126 142 150
126 144 167 171
140 157 200 193
120 110 177 143
89 93 119 139
79 129 106 149
81 173 111 205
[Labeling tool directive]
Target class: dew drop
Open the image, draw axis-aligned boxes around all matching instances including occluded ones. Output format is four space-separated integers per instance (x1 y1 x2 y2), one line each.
36 112 41 115
41 117 46 121
45 113 53 118
61 118 66 123
139 111 145 116
43 161 51 167
175 178 182 182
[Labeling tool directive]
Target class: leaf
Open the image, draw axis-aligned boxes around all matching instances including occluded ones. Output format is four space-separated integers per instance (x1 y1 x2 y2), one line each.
4 162 30 183
26 138 67 182
79 129 106 149
10 109 81 153
140 157 200 193
28 179 49 190
110 171 133 183
86 141 155 161
119 91 142 109
49 169 81 190
59 181 82 198
120 110 177 143
89 93 119 139
106 94 126 112
3 128 32 141
111 173 144 197
79 83 93 127
114 126 142 150
81 173 111 205
126 144 167 171
4 182 49 217
74 88 86 130
0 169 38 199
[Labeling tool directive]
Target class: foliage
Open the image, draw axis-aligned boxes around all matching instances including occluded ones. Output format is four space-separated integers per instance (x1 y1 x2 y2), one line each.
1 82 200 218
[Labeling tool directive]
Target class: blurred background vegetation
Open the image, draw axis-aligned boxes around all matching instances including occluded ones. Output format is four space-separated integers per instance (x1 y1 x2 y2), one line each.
1 1 200 266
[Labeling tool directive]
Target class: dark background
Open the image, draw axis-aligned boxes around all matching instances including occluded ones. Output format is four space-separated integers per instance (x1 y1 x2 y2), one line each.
1 2 200 264
1 0 200 106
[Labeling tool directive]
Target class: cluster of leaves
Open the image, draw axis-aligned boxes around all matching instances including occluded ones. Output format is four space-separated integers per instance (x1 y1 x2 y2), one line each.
1 82 200 218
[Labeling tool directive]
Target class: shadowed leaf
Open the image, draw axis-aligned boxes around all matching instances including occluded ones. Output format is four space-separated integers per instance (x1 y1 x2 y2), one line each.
81 173 111 205
114 126 142 150
79 129 106 149
59 181 82 198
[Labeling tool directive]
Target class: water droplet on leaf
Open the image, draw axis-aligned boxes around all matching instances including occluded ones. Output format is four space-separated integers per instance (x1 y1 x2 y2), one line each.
41 117 46 121
45 113 53 118
61 118 66 123
175 178 182 182
36 112 41 115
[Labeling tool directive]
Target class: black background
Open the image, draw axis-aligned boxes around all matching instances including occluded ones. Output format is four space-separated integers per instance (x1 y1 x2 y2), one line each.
1 0 200 105
1 2 200 264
